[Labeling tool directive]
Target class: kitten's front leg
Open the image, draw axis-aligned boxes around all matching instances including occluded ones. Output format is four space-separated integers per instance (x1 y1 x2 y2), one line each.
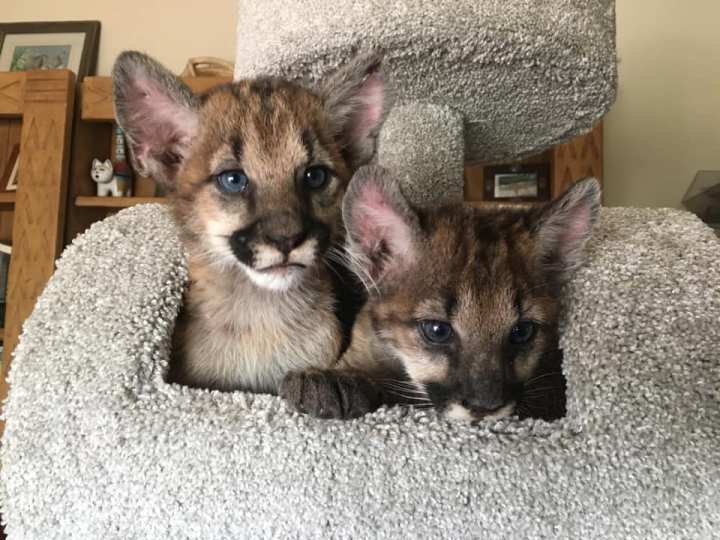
280 369 386 420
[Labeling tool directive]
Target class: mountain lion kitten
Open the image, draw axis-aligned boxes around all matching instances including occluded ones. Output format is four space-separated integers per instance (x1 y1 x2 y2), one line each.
113 51 389 392
281 166 600 421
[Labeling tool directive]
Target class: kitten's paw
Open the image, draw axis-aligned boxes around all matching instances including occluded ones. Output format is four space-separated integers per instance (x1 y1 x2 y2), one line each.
280 369 382 420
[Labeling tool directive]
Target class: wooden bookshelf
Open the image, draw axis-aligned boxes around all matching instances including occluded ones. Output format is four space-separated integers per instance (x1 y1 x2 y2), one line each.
76 196 166 208
0 70 76 437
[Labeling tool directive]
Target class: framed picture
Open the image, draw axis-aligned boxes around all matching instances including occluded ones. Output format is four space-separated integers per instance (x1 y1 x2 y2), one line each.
0 21 100 80
483 163 551 202
2 144 19 191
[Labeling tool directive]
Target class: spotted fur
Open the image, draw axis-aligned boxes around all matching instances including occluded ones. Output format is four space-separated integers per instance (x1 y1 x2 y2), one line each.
112 51 389 392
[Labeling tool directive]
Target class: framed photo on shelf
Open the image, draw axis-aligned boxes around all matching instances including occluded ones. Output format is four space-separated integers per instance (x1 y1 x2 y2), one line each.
2 144 19 191
483 163 551 202
0 21 100 80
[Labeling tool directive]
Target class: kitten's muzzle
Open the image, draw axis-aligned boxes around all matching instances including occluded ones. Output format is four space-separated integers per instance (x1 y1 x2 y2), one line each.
430 379 518 422
258 262 307 273
228 217 330 269
264 230 308 256
460 398 514 419
445 399 516 422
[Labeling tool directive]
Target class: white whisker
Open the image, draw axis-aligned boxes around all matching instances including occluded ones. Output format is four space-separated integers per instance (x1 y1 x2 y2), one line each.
327 244 380 295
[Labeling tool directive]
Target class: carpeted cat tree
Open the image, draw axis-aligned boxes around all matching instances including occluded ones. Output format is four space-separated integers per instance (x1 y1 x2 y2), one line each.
2 1 719 539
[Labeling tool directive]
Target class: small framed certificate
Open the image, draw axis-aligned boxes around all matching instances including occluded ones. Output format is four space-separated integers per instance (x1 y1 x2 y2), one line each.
483 163 551 202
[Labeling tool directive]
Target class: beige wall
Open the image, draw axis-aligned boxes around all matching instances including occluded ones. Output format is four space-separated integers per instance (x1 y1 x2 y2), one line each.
6 1 719 208
604 0 720 207
3 0 237 75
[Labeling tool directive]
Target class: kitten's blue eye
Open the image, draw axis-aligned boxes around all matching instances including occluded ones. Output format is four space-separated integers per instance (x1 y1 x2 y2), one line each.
303 166 329 189
509 320 537 345
216 170 249 194
418 320 454 344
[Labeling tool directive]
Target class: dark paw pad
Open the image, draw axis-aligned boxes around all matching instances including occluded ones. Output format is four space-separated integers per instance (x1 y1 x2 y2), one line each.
280 370 382 420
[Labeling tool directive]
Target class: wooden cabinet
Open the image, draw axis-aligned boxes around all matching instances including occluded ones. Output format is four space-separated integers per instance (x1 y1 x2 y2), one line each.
0 70 76 430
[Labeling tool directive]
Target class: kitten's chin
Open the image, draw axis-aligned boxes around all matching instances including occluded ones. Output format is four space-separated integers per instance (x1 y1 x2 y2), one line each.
243 264 307 292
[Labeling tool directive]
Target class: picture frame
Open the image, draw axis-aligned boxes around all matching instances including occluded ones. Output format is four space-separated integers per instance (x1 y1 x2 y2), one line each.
2 144 19 191
483 162 551 202
0 21 100 80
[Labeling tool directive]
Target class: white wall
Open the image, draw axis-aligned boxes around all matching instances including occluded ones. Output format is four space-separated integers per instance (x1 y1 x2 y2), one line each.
603 0 720 207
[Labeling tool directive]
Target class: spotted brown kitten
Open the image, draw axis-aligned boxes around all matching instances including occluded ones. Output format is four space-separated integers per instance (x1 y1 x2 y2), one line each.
113 51 389 392
281 166 600 421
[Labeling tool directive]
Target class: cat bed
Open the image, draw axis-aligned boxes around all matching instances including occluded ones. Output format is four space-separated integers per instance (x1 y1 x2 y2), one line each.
234 0 617 204
2 204 718 539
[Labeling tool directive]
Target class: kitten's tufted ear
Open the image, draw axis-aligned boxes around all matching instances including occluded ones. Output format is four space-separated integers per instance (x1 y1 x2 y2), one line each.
532 177 601 284
343 165 421 292
112 51 199 189
320 52 391 169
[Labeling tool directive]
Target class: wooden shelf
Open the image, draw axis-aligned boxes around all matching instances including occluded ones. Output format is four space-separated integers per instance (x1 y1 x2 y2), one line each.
82 76 231 121
0 192 15 207
0 72 25 118
75 196 166 208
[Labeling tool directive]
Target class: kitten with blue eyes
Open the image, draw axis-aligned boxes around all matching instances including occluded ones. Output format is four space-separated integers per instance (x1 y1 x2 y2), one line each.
281 166 600 422
112 51 389 392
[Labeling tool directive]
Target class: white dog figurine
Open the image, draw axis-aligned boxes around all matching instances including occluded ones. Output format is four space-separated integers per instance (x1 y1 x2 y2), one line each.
91 158 131 197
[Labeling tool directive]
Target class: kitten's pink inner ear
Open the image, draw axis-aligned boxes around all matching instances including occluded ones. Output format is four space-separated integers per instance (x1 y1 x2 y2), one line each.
125 78 198 158
349 74 385 142
352 182 415 265
563 205 592 245
538 196 595 271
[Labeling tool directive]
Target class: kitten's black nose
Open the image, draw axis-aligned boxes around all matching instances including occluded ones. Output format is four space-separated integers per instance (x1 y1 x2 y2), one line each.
266 231 307 255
